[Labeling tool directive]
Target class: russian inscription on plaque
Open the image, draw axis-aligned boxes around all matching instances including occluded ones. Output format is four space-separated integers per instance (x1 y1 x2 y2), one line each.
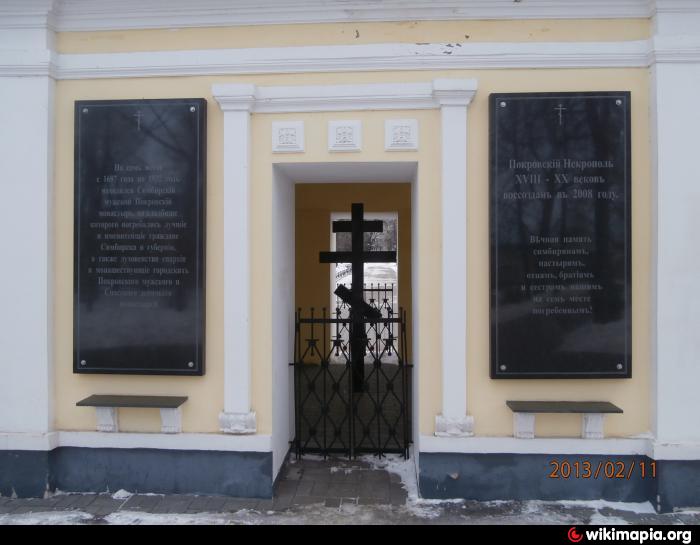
74 99 206 375
490 92 631 378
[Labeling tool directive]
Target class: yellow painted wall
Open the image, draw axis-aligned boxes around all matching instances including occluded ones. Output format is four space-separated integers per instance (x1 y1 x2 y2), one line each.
294 183 412 360
56 19 649 54
53 19 651 439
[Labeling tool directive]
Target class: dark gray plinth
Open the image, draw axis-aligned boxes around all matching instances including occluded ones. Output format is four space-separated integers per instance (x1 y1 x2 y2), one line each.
51 448 272 498
656 460 700 513
0 451 50 498
419 453 653 503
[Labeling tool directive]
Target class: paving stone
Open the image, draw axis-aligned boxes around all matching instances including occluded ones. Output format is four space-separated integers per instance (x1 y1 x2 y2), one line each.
304 467 331 480
283 467 304 481
330 471 361 483
84 501 121 517
10 506 43 515
221 498 260 512
69 495 98 508
324 497 341 508
291 495 326 506
361 471 390 484
389 485 408 506
52 495 85 509
359 482 391 499
19 498 62 510
272 496 294 511
151 496 193 514
256 499 274 511
310 481 331 496
204 497 227 512
294 480 315 497
186 498 211 511
121 495 162 512
358 496 391 505
275 481 298 496
327 483 358 498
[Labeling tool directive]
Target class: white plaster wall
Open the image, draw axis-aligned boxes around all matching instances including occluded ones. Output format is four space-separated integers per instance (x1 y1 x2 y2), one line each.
0 76 54 433
652 60 700 443
271 166 295 478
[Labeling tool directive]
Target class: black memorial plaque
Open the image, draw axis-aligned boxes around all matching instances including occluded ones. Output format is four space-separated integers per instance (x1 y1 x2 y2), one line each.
74 99 206 375
490 92 631 378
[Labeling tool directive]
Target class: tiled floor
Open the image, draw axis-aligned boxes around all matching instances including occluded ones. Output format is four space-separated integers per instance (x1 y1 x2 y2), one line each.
272 456 408 509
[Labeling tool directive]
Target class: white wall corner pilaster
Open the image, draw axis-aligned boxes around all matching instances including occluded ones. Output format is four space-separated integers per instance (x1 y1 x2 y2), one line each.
651 0 700 36
328 120 361 152
213 84 257 435
650 4 700 445
0 1 55 436
433 79 477 438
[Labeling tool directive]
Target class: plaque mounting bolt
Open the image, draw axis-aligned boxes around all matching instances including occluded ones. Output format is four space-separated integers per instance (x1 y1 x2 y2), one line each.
188 361 194 368
80 360 87 366
82 108 88 114
616 99 622 106
499 101 507 108
189 106 196 112
616 363 623 370
500 364 507 371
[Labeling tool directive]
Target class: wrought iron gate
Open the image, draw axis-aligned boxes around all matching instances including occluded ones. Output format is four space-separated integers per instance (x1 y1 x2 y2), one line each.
291 283 412 459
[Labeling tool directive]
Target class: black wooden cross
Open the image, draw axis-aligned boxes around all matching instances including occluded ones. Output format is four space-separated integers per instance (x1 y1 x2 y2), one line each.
320 203 397 392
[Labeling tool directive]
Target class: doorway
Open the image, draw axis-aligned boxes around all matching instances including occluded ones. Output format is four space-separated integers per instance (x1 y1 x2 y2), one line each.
293 182 412 458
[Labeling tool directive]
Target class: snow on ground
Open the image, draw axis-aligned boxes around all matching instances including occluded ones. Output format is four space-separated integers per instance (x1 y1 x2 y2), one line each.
558 500 657 515
104 511 260 526
0 511 93 525
112 490 133 500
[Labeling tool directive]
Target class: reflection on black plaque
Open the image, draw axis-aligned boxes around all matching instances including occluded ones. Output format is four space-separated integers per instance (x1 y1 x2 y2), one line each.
74 99 206 375
490 92 631 379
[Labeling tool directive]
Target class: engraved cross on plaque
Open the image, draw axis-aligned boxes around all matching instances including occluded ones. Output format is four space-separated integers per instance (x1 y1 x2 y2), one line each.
320 203 396 392
133 110 143 131
555 104 567 126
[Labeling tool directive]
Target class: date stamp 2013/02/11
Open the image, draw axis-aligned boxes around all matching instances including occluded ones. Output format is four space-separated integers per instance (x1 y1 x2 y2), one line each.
548 459 656 480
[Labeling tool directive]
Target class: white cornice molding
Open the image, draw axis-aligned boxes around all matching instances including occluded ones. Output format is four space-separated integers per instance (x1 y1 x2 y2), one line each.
433 78 477 106
212 84 257 112
52 41 652 80
0 50 58 77
650 0 700 15
213 80 478 114
651 35 700 64
0 1 654 33
2 38 697 79
4 1 699 34
0 0 57 30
